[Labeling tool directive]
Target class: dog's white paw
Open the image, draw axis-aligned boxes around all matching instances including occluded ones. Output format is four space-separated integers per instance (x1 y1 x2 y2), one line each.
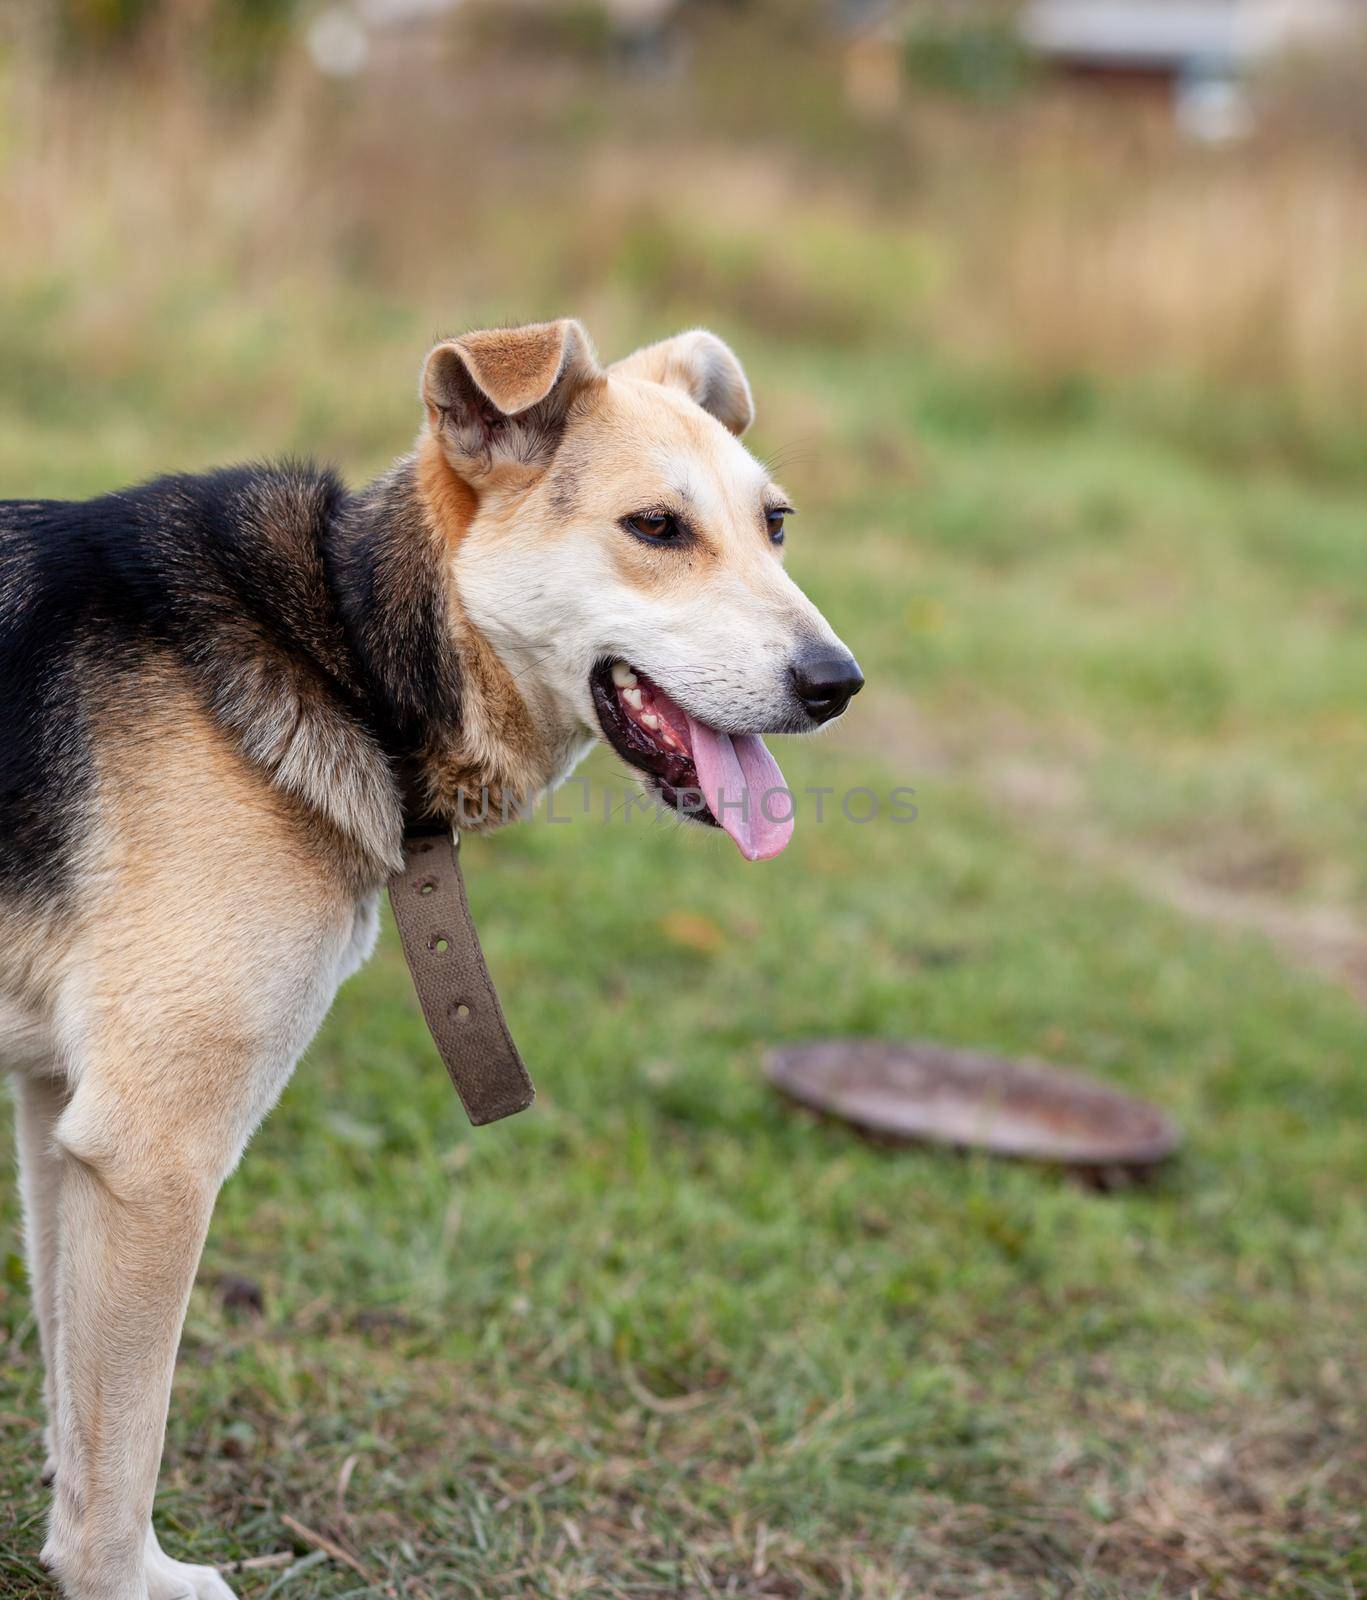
144 1531 238 1600
143 1562 237 1600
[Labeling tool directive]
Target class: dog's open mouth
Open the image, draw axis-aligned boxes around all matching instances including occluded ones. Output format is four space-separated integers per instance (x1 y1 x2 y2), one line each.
590 659 794 861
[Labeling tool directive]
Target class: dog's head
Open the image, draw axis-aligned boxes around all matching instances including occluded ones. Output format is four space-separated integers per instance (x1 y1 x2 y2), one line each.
419 319 862 860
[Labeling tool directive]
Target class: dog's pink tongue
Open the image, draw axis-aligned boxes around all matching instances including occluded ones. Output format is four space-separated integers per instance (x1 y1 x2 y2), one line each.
686 714 794 861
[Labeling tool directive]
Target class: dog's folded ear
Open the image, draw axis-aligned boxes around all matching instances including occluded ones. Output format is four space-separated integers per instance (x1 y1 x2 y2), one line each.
611 329 754 436
422 320 603 479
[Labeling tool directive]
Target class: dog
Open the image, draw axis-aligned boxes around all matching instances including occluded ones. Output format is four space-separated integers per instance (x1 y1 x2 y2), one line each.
0 320 862 1600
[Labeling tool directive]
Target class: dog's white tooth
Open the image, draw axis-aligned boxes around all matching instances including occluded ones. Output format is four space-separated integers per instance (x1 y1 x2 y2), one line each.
624 687 644 710
641 711 661 730
621 668 638 687
611 661 634 688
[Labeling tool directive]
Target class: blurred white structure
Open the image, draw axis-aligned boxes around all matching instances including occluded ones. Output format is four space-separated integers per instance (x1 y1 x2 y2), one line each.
1023 0 1362 139
308 0 462 75
306 0 683 79
1025 1 1358 66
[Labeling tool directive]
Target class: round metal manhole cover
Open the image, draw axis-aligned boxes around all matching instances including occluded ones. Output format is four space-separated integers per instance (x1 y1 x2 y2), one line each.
765 1039 1180 1175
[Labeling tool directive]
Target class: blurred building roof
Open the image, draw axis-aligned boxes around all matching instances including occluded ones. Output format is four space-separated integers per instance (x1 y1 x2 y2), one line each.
1023 0 1360 71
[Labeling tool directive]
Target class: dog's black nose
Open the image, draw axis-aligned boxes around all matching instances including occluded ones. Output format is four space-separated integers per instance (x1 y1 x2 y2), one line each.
790 647 864 724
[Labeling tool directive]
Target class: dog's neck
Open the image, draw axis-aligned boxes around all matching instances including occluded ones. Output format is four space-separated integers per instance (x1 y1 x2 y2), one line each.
328 441 575 835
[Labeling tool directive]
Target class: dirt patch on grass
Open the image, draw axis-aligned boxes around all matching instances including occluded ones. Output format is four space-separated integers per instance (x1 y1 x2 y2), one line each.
1066 1403 1364 1596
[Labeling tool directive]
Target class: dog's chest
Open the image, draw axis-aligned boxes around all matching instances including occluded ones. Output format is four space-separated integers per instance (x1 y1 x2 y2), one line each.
337 890 382 987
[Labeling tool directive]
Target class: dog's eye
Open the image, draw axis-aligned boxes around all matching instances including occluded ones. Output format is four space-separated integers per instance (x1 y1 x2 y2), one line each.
623 512 680 542
766 508 790 545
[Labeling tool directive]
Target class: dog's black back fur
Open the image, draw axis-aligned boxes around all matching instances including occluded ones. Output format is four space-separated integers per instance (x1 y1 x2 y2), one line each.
0 460 458 900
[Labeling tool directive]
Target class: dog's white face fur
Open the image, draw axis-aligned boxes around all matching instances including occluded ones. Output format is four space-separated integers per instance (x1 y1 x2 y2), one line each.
418 321 860 831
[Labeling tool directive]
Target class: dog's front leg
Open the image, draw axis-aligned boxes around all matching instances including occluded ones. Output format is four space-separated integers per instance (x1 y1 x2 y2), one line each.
39 1058 264 1600
12 1069 72 1487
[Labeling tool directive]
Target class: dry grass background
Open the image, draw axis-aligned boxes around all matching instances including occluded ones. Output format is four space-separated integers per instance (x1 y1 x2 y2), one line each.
1 5 1365 1597
7 5 1367 422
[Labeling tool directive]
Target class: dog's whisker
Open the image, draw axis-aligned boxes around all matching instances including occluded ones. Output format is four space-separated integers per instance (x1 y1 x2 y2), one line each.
758 435 820 476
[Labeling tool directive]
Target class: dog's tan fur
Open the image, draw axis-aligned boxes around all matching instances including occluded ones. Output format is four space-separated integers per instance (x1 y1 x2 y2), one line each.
1 321 857 1599
410 433 549 820
3 666 374 1600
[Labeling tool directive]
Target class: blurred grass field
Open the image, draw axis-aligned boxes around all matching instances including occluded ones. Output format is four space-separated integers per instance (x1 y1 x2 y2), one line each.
1 7 1365 1597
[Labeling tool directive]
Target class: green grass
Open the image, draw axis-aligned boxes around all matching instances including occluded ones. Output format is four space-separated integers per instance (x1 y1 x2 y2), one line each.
1 285 1365 1597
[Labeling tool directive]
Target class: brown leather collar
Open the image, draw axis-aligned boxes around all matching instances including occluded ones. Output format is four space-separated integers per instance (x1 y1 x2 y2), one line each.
388 823 534 1125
